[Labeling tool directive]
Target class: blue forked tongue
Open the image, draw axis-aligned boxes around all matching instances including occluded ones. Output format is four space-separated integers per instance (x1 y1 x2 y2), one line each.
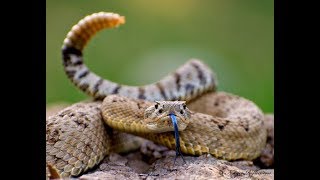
169 114 186 165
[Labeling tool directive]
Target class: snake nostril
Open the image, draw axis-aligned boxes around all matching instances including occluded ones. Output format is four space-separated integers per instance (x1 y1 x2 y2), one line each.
180 110 183 114
159 109 163 113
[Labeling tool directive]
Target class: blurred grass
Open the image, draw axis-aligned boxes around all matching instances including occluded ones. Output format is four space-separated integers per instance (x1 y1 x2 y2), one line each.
46 0 273 113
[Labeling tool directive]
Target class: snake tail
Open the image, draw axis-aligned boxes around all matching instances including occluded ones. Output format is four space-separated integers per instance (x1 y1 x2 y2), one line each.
62 12 217 102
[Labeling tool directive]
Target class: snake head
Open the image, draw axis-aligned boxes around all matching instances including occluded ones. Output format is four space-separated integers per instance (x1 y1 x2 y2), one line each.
144 101 191 133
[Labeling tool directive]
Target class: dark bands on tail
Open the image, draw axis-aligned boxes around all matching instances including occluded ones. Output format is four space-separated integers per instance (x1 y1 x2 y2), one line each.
62 12 218 102
62 46 82 64
61 12 126 99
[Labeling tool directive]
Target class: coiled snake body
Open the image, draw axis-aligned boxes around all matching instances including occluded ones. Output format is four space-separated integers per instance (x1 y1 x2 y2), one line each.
46 12 267 178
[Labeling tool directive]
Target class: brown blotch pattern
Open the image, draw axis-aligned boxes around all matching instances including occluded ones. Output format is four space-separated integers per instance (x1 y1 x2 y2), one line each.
240 119 250 132
78 70 89 79
92 78 103 96
65 70 76 79
174 72 181 91
47 129 59 144
138 87 146 100
185 84 195 95
79 83 89 92
190 61 206 85
137 101 146 110
156 82 167 100
73 119 89 129
210 118 230 131
111 85 121 94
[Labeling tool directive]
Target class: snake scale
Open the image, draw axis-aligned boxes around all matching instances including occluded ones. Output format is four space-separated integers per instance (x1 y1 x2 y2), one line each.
46 12 267 178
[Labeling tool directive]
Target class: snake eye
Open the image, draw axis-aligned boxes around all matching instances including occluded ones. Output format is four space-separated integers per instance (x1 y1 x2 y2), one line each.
180 110 183 114
155 104 158 109
183 104 186 109
159 109 163 113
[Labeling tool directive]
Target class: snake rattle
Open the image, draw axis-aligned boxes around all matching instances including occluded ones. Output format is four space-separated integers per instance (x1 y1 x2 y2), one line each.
46 12 267 178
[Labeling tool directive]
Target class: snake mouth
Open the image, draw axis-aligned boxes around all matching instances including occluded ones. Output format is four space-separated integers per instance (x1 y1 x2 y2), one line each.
144 101 191 133
146 114 188 133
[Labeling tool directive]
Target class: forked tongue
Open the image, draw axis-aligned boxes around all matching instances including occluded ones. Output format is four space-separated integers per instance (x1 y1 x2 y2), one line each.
169 114 186 165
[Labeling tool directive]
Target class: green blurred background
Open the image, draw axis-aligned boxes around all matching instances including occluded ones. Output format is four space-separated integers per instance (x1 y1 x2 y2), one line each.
46 0 273 113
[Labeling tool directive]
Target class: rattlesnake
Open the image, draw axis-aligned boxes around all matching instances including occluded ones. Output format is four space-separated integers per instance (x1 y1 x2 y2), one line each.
46 12 267 178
